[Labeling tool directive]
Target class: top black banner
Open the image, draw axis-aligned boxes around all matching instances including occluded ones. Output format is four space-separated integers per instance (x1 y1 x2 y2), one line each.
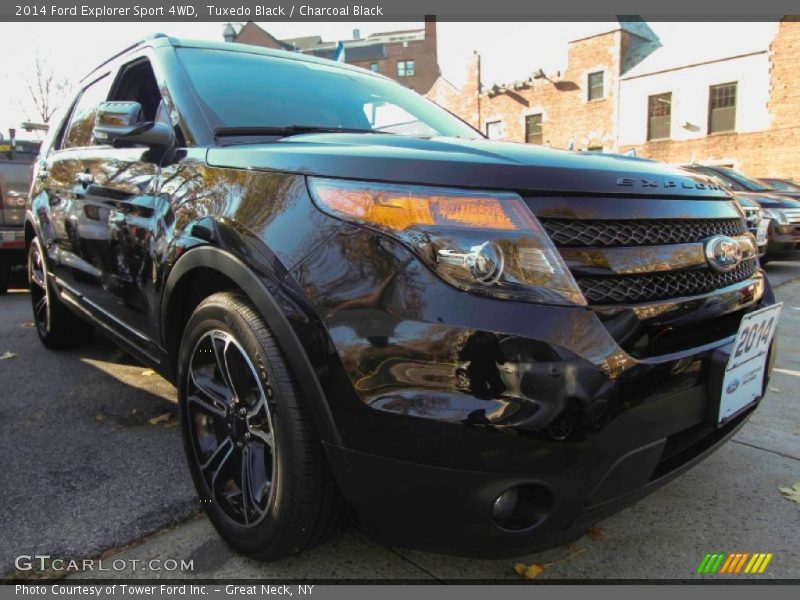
2 0 798 21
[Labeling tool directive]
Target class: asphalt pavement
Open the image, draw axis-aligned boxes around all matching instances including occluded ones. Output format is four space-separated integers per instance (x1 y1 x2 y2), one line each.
1 262 798 580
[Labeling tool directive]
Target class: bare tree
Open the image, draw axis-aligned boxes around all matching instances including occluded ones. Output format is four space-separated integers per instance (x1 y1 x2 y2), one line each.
23 53 72 123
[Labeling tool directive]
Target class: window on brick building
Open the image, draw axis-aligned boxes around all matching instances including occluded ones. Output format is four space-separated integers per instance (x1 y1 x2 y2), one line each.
397 60 415 77
486 120 505 140
525 113 543 145
708 82 737 133
647 92 672 141
587 146 603 152
588 71 604 101
370 63 379 72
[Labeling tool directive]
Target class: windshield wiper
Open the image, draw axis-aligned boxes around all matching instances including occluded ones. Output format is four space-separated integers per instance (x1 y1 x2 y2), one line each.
213 125 390 139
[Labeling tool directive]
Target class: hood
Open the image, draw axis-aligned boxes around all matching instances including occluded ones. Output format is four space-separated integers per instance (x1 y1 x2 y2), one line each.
206 134 731 198
733 190 800 209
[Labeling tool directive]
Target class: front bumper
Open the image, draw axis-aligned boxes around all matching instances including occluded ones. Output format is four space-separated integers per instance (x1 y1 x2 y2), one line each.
766 223 800 258
322 323 776 556
325 403 757 557
0 228 25 264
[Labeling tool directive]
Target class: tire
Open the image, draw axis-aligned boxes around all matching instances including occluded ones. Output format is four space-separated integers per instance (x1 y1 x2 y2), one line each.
27 237 93 349
177 291 350 560
0 253 8 295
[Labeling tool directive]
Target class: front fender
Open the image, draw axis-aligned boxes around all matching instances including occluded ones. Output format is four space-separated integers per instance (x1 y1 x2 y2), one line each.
161 243 341 445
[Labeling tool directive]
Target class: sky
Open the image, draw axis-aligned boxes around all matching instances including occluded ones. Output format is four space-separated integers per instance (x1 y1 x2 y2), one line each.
0 20 779 138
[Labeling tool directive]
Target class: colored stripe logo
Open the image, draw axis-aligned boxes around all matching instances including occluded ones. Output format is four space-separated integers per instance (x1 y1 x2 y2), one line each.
696 552 773 574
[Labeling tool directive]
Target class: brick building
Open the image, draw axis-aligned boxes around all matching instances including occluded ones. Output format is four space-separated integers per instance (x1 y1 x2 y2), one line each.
426 18 800 178
223 19 440 93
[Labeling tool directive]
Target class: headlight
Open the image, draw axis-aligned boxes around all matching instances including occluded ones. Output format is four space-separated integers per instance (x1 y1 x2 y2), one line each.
3 191 26 208
760 208 788 225
308 177 585 306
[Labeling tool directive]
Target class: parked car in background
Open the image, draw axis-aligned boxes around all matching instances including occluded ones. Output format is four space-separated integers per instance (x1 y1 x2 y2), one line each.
27 36 777 560
0 132 40 293
731 195 768 257
697 165 800 203
758 177 800 194
683 164 800 263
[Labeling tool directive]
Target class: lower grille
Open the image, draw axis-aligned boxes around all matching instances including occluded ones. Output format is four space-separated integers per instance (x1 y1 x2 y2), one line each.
577 259 758 304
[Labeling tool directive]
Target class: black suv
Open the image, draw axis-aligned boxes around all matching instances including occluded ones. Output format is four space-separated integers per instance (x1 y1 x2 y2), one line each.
26 36 778 560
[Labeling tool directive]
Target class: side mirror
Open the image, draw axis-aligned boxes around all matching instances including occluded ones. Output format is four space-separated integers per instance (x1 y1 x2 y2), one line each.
94 101 175 149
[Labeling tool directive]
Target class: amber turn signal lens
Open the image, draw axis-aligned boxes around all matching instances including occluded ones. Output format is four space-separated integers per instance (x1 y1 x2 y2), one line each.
309 179 531 232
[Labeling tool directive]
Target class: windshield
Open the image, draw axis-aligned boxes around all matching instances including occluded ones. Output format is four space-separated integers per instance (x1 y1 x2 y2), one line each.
712 166 770 192
761 178 800 192
685 166 743 191
177 47 481 140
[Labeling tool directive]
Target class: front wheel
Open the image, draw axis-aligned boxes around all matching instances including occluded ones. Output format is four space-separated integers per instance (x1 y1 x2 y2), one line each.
28 237 93 349
177 291 350 560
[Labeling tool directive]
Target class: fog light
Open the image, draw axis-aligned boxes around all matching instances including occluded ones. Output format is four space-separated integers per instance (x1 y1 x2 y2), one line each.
491 488 519 525
490 484 555 531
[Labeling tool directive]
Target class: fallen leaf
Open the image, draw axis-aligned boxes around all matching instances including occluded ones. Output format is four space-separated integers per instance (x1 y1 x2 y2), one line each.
95 413 105 424
587 526 606 541
513 546 586 579
523 564 544 579
0 351 18 360
514 563 544 579
20 321 35 328
779 481 800 504
769 387 781 393
141 369 156 377
148 412 173 426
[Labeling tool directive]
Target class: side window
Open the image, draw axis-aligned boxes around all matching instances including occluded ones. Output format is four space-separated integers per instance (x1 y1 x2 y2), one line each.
109 59 163 121
62 75 113 149
587 71 604 101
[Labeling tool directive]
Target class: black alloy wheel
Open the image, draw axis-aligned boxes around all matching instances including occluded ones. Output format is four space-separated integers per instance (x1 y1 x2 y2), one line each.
27 237 93 348
28 241 49 337
186 329 277 526
178 292 350 560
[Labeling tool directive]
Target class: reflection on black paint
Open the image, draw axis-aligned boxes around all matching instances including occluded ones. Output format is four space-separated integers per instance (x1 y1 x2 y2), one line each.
458 331 506 398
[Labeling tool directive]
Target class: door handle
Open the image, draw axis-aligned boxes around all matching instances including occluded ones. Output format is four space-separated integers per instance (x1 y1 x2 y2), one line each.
75 172 94 186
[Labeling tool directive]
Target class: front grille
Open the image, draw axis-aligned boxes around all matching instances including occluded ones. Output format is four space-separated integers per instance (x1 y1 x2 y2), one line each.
784 209 800 224
541 218 747 247
741 207 761 231
576 259 758 304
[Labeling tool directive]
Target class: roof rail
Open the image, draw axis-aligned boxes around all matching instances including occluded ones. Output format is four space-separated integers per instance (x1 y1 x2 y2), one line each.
82 33 170 81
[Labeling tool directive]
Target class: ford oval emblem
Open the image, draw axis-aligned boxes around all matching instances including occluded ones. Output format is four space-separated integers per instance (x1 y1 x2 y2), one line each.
704 235 743 272
726 379 740 394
